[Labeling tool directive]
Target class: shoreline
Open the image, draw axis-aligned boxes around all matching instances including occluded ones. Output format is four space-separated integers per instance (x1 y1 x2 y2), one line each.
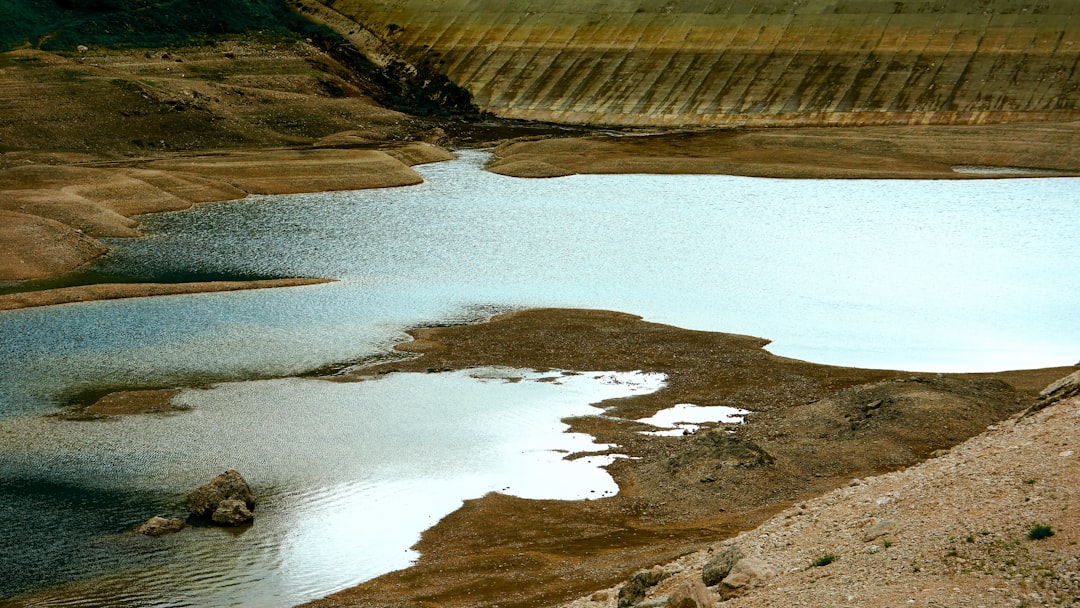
4 307 1075 606
5 121 1080 311
301 308 1076 608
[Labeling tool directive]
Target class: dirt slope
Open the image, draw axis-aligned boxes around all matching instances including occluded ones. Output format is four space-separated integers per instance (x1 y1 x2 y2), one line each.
562 392 1080 608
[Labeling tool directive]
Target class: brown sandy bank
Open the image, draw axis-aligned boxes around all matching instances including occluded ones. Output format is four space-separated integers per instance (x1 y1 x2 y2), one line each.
305 308 1075 608
0 277 332 311
487 124 1080 179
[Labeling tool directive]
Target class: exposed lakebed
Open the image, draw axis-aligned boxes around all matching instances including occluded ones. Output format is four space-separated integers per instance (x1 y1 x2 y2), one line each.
0 151 1077 605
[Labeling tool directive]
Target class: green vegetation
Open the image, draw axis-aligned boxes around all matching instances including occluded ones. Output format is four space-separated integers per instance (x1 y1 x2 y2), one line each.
0 0 330 51
1027 525 1055 541
810 554 838 568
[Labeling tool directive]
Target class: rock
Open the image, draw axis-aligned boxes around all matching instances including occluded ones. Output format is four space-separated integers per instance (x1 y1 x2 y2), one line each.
719 557 775 599
618 567 666 607
1026 370 1080 415
211 498 254 526
863 519 900 541
136 515 185 536
666 580 716 608
702 545 745 586
187 469 256 526
591 591 611 602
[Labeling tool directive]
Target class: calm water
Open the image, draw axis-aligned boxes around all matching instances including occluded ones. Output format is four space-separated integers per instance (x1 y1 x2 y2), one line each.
1 150 1078 604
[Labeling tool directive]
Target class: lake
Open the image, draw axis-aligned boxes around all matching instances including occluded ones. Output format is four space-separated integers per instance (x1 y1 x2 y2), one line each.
0 150 1077 604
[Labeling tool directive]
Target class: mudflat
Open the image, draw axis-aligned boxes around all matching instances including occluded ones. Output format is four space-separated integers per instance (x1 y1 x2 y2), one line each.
302 308 1075 608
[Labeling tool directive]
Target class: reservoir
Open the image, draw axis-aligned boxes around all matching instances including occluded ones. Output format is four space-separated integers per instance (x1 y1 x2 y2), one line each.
0 150 1077 605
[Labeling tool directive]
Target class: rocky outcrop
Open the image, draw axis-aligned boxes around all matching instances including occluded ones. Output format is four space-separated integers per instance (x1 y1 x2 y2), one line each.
1026 369 1080 415
186 470 256 526
136 516 186 537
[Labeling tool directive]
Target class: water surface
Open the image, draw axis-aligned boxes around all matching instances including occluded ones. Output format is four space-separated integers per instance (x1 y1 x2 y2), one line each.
0 151 1077 604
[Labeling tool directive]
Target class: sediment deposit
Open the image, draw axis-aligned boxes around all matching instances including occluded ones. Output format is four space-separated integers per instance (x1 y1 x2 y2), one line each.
303 308 1076 608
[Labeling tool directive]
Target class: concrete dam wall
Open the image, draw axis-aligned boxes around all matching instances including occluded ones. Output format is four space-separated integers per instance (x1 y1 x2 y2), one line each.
317 0 1080 126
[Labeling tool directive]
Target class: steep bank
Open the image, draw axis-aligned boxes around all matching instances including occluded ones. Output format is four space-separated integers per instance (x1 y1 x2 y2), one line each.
303 308 1075 608
317 0 1080 127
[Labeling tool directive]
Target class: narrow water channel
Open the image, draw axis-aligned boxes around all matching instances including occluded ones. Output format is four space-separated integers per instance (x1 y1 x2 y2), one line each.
0 151 1077 605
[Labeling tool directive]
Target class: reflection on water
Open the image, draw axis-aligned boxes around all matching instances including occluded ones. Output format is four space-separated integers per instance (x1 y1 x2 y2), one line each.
0 151 1078 604
636 403 750 436
0 369 663 605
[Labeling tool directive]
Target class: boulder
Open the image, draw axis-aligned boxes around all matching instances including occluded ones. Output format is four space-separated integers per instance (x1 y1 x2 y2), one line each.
211 498 254 526
719 557 775 599
702 545 744 586
666 580 716 608
617 566 667 607
187 469 256 526
136 515 186 537
863 519 899 542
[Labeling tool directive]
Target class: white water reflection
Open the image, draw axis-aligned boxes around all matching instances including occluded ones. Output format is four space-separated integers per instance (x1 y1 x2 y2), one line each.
637 403 750 436
0 368 661 605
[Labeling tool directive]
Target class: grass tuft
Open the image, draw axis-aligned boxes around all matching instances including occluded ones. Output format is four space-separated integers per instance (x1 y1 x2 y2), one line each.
1027 525 1054 541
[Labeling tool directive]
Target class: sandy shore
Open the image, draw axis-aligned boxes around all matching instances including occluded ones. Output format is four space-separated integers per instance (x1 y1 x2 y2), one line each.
302 308 1075 608
0 277 332 311
0 143 452 305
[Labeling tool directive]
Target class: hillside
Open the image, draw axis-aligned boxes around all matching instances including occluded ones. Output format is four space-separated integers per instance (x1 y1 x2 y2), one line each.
0 0 325 51
561 379 1080 608
318 0 1080 127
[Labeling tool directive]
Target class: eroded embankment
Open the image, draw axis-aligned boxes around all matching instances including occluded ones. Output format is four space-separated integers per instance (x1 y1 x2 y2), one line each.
300 308 1076 608
318 0 1080 127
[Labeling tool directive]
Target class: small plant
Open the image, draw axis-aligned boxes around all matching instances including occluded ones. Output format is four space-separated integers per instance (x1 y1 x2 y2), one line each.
966 535 976 543
810 554 838 567
882 539 893 548
1027 525 1055 540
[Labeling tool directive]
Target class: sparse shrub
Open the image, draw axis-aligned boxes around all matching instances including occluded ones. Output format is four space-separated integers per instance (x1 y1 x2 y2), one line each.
882 539 893 548
810 554 838 567
1027 525 1055 541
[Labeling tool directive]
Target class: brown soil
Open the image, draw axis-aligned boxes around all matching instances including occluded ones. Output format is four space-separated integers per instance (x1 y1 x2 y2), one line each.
84 388 182 416
0 277 332 311
488 125 1080 179
305 308 1075 608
